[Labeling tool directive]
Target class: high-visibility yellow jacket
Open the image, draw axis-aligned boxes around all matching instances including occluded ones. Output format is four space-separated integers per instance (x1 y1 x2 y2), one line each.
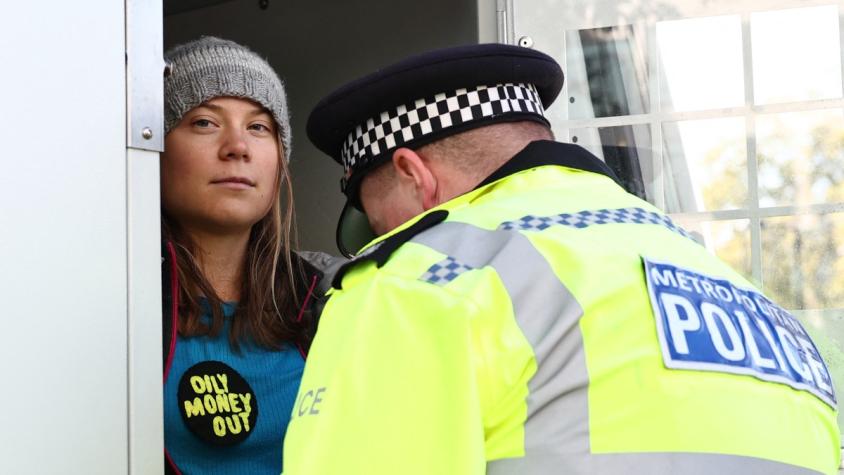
283 140 840 475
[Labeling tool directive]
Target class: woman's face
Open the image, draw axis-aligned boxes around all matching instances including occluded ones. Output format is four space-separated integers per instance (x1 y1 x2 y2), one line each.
161 97 282 235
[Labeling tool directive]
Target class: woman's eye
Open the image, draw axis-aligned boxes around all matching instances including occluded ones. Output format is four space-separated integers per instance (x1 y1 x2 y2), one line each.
192 119 213 128
249 123 272 133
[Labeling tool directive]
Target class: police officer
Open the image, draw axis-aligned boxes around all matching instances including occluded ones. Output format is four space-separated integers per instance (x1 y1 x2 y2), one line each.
283 44 840 474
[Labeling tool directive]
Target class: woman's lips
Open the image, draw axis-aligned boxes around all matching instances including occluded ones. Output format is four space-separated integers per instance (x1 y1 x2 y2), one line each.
210 176 255 189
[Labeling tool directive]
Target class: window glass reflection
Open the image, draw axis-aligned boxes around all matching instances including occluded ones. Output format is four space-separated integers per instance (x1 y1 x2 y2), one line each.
795 308 844 430
656 15 745 111
566 24 649 119
761 213 844 310
674 218 752 279
756 109 844 207
751 5 842 105
570 125 653 202
662 117 747 213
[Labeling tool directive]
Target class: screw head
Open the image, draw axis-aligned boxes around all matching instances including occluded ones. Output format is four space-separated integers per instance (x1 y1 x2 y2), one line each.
142 127 153 140
518 36 534 48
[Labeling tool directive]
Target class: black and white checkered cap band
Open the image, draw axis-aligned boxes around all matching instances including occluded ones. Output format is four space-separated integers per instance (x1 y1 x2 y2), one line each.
340 82 545 190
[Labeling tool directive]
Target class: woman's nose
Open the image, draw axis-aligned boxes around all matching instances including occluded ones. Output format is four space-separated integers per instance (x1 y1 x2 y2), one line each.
219 129 250 161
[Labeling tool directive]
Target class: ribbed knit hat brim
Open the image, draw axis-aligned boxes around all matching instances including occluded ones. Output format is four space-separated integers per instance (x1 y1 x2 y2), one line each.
164 37 291 161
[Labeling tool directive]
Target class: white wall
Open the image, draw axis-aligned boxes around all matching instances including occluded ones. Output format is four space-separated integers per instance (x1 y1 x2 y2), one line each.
164 0 478 253
0 1 129 473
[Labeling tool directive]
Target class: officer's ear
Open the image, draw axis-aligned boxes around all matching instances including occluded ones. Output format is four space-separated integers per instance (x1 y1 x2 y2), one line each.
391 147 439 210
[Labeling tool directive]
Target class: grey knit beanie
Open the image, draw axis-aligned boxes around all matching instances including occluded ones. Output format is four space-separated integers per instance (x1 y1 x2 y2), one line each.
164 36 291 161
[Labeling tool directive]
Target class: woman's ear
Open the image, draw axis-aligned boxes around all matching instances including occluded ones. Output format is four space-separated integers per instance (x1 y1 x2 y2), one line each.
391 148 439 210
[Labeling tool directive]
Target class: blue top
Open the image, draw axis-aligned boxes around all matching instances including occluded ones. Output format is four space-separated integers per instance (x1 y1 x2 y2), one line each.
164 302 305 474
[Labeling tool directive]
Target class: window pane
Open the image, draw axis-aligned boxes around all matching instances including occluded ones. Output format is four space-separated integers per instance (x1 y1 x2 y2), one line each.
662 117 747 213
656 15 745 111
756 109 844 207
566 24 649 119
795 309 844 430
570 124 654 202
674 218 752 279
761 213 844 310
751 5 842 105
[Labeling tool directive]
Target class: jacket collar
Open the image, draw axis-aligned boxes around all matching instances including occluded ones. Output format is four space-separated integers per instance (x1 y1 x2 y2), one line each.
331 141 621 289
474 140 621 190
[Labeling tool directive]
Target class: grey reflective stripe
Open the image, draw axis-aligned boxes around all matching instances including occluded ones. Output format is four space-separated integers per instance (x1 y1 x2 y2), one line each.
411 221 592 464
420 256 475 285
411 221 820 475
499 206 694 241
488 451 823 475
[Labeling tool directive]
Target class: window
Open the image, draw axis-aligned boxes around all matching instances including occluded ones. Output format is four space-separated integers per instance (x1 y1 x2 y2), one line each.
515 1 844 429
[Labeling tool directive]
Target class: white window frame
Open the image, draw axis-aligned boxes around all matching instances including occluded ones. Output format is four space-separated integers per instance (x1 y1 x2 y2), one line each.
506 0 844 292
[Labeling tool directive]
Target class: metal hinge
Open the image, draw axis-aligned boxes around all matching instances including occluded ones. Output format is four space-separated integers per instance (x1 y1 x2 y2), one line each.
497 0 515 45
126 0 165 152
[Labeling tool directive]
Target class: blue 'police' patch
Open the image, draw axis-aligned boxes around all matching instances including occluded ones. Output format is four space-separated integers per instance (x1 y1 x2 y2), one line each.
643 257 836 408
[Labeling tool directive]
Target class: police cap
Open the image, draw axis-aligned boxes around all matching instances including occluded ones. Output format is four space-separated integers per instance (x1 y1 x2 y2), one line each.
306 43 564 256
